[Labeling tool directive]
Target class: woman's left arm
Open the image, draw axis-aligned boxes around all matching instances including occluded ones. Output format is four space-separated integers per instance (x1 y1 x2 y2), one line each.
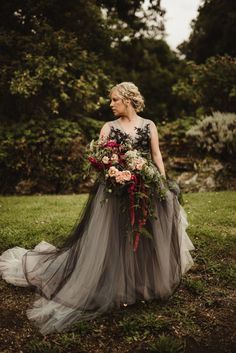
149 121 166 178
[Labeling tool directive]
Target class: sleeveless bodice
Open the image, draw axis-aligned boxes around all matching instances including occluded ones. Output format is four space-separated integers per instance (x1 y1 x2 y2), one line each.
108 118 151 154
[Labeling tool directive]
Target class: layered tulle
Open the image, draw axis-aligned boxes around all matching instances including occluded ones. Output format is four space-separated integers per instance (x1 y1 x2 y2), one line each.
0 181 194 335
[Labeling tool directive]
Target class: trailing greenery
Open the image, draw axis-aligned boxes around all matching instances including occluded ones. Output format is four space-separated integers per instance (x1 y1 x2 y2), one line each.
186 112 236 157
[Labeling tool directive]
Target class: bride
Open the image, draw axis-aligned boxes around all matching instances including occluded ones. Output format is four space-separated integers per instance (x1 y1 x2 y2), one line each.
0 82 194 335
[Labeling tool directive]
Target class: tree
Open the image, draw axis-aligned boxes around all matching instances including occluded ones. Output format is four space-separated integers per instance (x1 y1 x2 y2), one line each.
179 0 236 63
0 0 165 122
107 38 186 121
173 55 236 114
0 0 113 121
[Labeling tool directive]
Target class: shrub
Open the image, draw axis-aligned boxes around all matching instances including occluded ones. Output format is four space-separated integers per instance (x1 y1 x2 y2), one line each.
186 112 236 157
0 118 88 194
158 117 195 144
78 116 104 140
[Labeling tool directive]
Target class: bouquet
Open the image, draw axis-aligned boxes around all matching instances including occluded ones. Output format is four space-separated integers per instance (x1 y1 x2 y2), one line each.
84 137 167 251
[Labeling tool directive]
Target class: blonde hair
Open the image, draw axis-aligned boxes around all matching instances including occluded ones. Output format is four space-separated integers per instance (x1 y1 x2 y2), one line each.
110 82 145 112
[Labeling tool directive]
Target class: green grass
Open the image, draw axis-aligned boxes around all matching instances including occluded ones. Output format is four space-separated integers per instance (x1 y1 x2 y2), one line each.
0 194 88 250
0 191 235 353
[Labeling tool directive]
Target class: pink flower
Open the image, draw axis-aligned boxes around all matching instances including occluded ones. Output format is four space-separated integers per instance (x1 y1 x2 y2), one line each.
122 170 132 181
115 170 132 184
135 158 146 170
115 171 125 184
108 166 119 177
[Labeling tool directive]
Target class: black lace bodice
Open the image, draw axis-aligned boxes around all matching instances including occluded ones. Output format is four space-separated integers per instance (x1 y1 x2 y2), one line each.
108 120 151 153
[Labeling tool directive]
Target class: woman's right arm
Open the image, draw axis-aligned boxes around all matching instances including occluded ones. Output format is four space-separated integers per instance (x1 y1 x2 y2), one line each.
149 121 166 178
99 122 110 140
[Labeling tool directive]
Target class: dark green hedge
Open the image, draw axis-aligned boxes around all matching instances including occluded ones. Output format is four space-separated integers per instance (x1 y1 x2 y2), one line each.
0 118 102 194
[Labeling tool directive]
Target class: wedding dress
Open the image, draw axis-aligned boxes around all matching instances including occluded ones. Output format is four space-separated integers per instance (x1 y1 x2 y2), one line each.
0 118 194 335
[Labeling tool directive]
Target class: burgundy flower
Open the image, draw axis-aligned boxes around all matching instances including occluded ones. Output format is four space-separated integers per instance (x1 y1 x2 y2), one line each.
103 141 120 148
88 156 103 170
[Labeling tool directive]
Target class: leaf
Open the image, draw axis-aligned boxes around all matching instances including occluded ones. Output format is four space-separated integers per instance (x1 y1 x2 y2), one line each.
140 228 152 239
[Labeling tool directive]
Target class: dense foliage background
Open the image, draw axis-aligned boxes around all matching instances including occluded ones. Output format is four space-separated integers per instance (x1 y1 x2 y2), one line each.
0 0 235 193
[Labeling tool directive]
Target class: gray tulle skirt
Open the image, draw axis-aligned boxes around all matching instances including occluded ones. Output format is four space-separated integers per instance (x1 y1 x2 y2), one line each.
0 183 194 334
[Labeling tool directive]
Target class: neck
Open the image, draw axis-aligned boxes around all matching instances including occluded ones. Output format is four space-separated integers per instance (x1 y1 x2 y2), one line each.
119 110 139 122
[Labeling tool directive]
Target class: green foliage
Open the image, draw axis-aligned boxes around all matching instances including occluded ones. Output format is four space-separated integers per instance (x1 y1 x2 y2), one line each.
111 38 186 120
173 55 236 114
0 0 166 122
0 1 114 121
25 339 61 353
118 313 169 343
183 278 206 295
179 0 236 63
147 335 185 353
158 117 195 143
186 112 236 157
0 119 87 194
118 312 169 339
8 29 110 119
78 117 104 140
70 320 95 335
98 0 164 36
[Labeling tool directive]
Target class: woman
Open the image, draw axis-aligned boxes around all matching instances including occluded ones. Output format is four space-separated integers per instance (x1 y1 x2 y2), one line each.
0 82 194 335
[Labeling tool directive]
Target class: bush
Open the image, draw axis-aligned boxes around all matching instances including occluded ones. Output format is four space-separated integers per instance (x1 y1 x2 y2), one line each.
0 118 88 194
78 116 104 140
186 112 236 157
158 117 195 144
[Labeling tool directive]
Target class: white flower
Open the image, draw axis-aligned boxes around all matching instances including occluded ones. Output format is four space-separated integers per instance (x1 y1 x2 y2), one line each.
102 156 110 164
128 162 136 170
124 150 138 158
144 165 155 179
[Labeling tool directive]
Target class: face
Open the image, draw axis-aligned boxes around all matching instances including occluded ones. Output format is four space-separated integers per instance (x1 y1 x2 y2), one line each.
110 90 129 117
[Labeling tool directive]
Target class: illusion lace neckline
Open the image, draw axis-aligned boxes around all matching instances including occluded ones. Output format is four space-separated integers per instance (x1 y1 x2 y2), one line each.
114 118 144 139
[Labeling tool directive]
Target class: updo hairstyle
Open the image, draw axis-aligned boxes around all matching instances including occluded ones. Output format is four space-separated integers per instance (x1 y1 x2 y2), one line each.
110 82 145 112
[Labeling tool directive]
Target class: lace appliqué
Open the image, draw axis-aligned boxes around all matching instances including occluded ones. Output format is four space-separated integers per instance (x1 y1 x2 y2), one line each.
108 123 151 152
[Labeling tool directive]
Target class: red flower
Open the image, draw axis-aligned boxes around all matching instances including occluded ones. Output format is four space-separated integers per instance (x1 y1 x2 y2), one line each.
88 156 103 170
103 141 120 148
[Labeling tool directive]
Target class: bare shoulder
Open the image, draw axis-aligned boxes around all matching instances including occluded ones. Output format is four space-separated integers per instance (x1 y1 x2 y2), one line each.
99 121 111 139
143 118 157 130
100 121 110 129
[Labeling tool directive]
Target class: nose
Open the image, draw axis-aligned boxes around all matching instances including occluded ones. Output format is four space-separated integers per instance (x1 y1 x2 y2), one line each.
110 101 113 107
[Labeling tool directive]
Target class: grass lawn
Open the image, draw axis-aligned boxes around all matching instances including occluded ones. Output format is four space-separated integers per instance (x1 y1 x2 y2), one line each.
0 191 235 353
